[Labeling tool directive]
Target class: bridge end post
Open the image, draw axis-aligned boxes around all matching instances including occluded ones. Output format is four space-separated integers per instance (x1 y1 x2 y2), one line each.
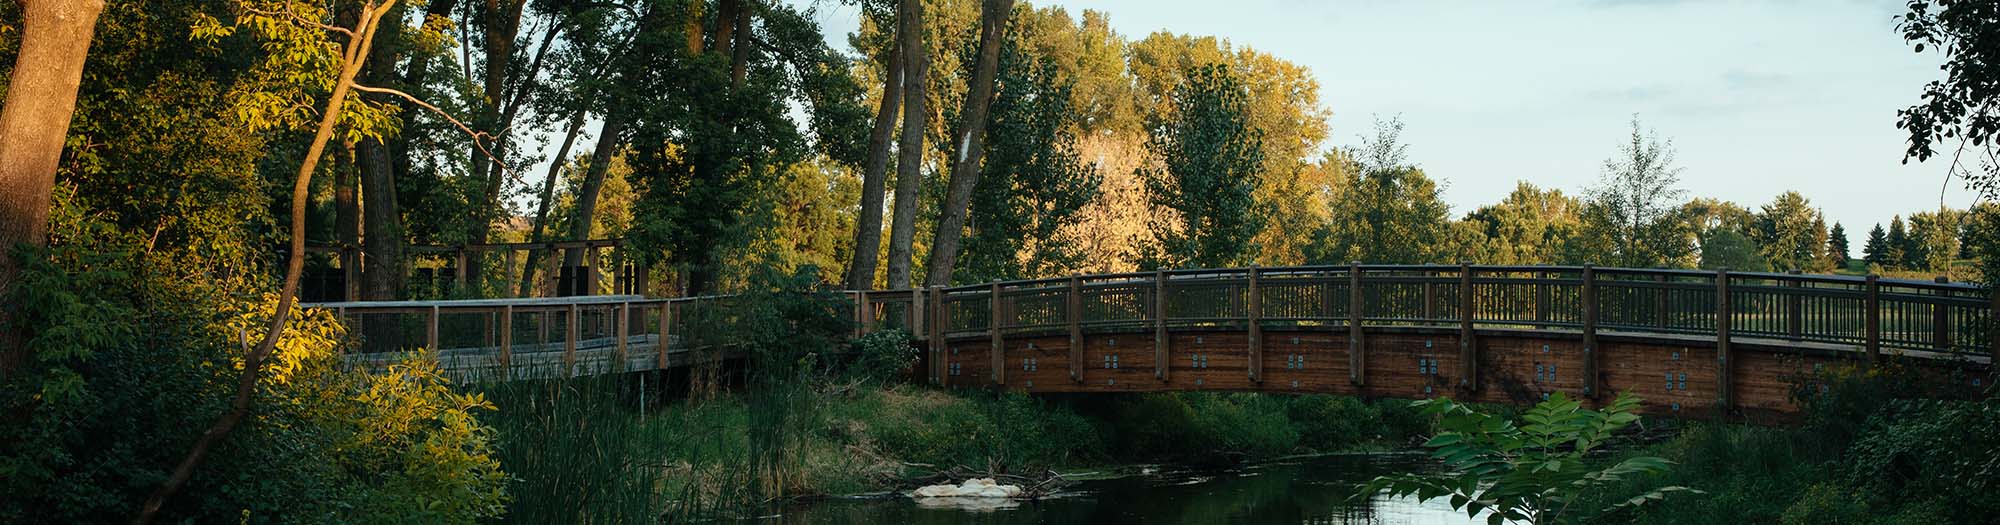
658 300 672 371
1582 265 1597 399
499 305 513 379
1787 269 1804 341
929 286 944 386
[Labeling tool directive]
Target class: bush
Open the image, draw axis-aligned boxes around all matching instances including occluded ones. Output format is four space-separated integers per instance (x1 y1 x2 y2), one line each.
0 245 507 523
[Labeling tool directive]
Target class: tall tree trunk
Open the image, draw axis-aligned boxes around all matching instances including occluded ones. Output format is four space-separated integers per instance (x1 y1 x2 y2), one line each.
466 0 528 291
729 0 750 88
714 0 738 59
883 0 927 290
335 144 362 301
135 4 395 522
519 106 588 296
562 111 628 269
922 0 1012 287
845 37 902 291
358 0 409 303
0 0 104 369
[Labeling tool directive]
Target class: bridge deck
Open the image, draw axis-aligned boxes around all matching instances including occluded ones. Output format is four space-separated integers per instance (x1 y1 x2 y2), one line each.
317 264 1996 418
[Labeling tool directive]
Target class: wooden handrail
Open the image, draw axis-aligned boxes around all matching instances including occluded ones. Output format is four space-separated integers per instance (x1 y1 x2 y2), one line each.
309 263 2000 361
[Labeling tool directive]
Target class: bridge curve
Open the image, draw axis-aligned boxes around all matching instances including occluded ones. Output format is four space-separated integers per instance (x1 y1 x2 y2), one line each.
311 264 1996 419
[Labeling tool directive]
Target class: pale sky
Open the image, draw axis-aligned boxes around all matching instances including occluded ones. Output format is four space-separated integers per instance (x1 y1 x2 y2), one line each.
788 0 1973 254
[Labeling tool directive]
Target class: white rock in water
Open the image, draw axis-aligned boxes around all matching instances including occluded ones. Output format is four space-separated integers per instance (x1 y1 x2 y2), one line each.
913 484 960 497
913 479 1024 499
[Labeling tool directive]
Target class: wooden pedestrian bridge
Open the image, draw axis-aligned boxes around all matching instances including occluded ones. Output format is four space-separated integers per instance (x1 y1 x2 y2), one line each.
305 263 1998 419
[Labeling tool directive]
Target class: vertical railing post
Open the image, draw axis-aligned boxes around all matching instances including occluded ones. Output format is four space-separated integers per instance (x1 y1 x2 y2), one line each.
1582 265 1598 398
1154 269 1169 381
565 303 579 376
1800 268 1816 342
426 305 440 352
1068 275 1084 384
1459 261 1477 390
1934 276 1952 351
1990 284 2000 379
1656 274 1670 329
453 246 468 293
1534 270 1549 328
1422 269 1438 324
585 245 602 296
1248 266 1263 383
1717 269 1733 409
929 286 945 385
657 300 672 370
612 242 626 295
911 287 924 338
1866 274 1881 366
990 282 1004 385
853 291 867 339
498 305 513 379
341 245 361 301
1349 262 1365 386
541 243 560 297
616 302 630 368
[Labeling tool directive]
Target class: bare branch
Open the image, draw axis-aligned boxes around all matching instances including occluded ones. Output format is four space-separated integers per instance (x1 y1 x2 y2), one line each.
349 83 525 188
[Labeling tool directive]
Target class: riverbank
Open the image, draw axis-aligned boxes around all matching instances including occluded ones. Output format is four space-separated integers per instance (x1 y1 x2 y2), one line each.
478 375 1431 522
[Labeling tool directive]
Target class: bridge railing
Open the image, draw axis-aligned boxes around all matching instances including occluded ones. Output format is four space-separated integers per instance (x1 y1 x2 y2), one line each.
312 265 1998 377
875 265 1994 359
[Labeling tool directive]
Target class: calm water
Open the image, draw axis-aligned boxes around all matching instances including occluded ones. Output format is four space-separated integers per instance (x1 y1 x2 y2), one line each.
759 453 1491 524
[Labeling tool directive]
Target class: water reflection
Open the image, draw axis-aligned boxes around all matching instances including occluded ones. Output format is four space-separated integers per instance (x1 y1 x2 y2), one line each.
763 453 1491 524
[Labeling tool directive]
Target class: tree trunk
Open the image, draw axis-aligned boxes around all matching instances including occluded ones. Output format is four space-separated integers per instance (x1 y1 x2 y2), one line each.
883 0 927 290
358 0 409 303
0 0 104 369
714 0 738 59
519 107 588 296
335 144 362 301
135 3 395 522
729 0 750 88
922 0 1011 287
846 36 902 291
466 0 528 291
562 110 628 269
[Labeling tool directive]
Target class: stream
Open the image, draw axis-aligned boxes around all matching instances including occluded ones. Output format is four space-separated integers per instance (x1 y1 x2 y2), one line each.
759 453 1493 524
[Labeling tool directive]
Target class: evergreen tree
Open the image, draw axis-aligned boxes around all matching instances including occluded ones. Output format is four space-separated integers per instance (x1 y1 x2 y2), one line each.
1886 216 1910 269
1137 63 1267 269
1828 222 1850 268
1864 224 1890 266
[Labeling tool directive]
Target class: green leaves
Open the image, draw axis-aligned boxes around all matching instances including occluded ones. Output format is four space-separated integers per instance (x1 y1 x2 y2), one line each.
1354 391 1697 524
